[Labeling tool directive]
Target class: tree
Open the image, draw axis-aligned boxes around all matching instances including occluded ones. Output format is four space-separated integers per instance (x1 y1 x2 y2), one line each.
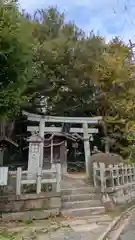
0 0 34 165
0 0 34 118
25 7 105 117
94 38 135 156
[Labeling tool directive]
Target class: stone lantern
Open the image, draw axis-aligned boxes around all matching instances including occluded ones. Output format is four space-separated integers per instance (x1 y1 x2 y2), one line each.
27 132 44 177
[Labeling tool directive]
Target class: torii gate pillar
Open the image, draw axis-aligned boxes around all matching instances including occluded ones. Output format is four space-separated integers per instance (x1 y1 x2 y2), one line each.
39 118 44 167
83 123 91 178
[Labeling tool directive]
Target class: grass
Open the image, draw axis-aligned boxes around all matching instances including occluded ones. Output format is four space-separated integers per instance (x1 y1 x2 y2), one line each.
0 230 19 240
23 219 33 225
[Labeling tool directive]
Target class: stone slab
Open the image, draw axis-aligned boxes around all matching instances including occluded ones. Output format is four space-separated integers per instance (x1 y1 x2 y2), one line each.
1 196 61 212
2 208 60 221
37 225 109 240
62 219 88 227
61 206 105 218
61 216 112 228
0 192 61 201
63 199 101 209
70 223 99 232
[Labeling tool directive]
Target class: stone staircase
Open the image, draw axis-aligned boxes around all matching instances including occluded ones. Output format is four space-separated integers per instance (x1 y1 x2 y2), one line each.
61 174 105 219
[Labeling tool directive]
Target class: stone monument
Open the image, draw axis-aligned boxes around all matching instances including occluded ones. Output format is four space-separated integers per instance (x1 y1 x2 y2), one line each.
27 132 44 178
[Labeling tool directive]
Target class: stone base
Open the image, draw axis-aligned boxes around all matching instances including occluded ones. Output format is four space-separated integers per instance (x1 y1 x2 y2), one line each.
0 193 61 222
0 193 61 212
101 194 115 212
1 208 60 221
109 185 135 205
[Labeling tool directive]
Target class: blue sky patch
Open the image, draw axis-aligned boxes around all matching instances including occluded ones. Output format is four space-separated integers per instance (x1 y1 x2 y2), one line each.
19 0 135 43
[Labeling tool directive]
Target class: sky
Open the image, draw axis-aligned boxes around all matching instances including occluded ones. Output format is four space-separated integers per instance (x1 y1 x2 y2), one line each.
19 0 135 43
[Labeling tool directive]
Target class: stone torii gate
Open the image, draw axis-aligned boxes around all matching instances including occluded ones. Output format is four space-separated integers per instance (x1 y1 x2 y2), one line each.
23 111 102 177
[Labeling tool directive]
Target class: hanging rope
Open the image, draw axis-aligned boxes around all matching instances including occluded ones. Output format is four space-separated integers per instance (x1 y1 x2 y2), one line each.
44 133 55 141
44 141 65 148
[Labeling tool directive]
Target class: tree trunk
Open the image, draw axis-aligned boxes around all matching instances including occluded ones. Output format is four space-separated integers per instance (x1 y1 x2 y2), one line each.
0 149 4 166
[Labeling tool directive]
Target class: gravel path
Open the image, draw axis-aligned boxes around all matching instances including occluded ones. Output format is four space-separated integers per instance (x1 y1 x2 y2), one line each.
1 218 111 240
36 224 108 240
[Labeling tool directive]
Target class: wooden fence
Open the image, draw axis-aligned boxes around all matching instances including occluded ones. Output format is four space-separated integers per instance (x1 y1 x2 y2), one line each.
93 162 135 192
1 163 61 196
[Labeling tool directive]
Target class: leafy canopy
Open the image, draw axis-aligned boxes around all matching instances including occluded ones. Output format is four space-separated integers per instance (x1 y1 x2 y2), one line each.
0 0 34 118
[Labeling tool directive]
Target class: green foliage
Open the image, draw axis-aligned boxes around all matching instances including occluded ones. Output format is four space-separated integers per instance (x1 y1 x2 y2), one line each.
25 8 105 116
0 0 34 118
0 230 18 240
94 38 135 156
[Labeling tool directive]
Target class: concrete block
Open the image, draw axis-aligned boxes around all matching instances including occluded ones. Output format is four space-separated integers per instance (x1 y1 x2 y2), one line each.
1 196 61 212
50 197 61 208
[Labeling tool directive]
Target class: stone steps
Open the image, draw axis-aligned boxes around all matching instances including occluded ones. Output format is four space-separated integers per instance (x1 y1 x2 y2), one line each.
72 215 112 223
61 186 96 195
61 206 105 218
61 177 94 190
61 214 112 226
61 176 105 220
62 193 100 202
62 199 102 209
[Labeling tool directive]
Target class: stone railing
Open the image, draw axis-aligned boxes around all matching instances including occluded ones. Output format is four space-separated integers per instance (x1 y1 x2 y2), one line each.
93 162 135 205
8 163 61 195
0 164 61 221
93 162 135 192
